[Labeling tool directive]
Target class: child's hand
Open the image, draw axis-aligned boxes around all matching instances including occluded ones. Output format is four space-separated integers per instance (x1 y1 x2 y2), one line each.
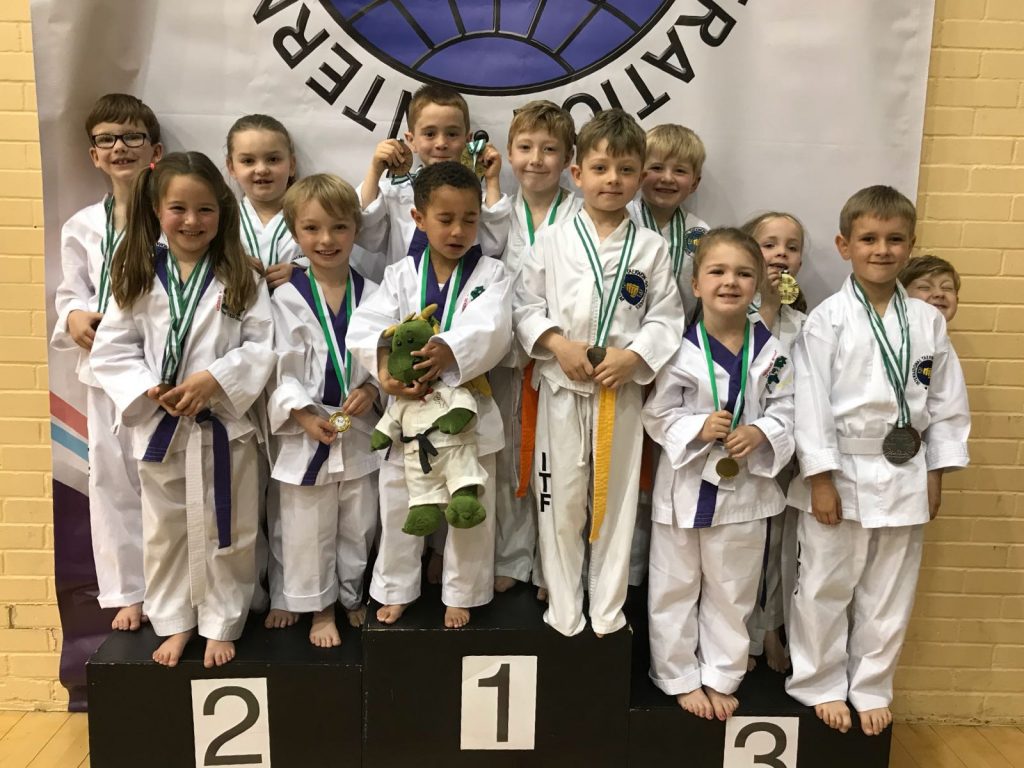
378 366 429 400
724 424 766 459
809 473 842 526
593 347 642 390
265 261 294 290
412 340 455 383
292 407 338 445
160 370 222 418
927 469 943 520
481 144 502 180
68 310 103 350
146 383 178 415
547 335 593 382
373 139 411 176
342 383 378 418
699 411 732 443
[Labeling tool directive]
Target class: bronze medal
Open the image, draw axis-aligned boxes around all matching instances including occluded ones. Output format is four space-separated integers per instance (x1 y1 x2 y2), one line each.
716 457 740 479
777 271 801 306
587 346 607 367
329 412 351 433
882 426 920 465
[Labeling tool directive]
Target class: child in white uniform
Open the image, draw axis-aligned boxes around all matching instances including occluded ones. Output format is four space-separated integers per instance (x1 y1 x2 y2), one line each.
91 152 276 669
643 228 795 721
269 174 381 647
741 211 809 674
514 110 685 638
348 161 512 629
357 84 510 281
51 94 163 632
493 100 581 596
786 186 970 736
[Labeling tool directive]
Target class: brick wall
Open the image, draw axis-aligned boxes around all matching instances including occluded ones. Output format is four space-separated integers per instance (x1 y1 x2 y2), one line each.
1 0 1022 719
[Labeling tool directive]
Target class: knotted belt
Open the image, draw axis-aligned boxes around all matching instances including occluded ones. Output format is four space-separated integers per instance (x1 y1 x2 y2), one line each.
401 425 439 474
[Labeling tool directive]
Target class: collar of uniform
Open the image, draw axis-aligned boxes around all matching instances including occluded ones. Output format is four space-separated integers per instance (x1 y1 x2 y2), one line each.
576 207 632 248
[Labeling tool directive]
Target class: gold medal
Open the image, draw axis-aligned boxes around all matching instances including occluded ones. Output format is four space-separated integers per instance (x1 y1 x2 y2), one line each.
716 457 740 479
329 412 351 433
777 270 800 305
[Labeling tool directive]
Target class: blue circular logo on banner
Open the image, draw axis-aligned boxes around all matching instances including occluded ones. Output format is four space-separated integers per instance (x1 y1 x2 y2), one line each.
321 1 674 95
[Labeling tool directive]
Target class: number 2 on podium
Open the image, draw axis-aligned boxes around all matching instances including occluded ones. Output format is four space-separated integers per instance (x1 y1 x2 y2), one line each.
460 656 538 750
191 678 271 766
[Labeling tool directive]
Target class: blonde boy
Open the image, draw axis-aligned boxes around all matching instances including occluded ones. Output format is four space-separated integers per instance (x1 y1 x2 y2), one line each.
900 254 960 323
627 124 708 320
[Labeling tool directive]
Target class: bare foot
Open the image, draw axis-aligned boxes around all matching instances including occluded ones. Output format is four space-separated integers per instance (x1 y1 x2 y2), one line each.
494 575 518 592
310 605 342 648
346 605 367 628
676 688 714 720
112 602 143 631
705 687 739 721
427 550 443 584
376 603 408 624
858 706 892 736
153 630 194 667
444 606 470 628
747 655 757 673
264 608 299 629
536 587 548 602
204 639 236 668
764 628 790 673
815 700 852 733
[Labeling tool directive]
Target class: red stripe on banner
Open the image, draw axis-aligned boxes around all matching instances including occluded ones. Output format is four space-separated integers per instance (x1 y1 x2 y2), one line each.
50 391 88 438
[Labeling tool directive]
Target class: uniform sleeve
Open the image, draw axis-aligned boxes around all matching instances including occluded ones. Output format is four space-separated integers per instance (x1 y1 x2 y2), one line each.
747 351 796 479
626 239 686 385
347 266 403 382
479 193 511 259
374 402 404 443
793 312 842 476
512 241 558 360
51 217 94 350
924 317 971 471
641 351 713 470
90 300 161 426
347 278 379 392
449 384 479 414
267 287 316 434
355 181 393 255
436 264 512 386
207 280 277 419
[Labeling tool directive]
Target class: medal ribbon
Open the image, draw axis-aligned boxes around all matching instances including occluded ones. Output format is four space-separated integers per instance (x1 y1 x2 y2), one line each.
698 319 753 430
640 201 686 277
240 202 289 266
574 213 637 346
418 246 464 333
96 196 123 313
160 249 212 385
523 189 565 246
308 269 354 398
850 277 912 428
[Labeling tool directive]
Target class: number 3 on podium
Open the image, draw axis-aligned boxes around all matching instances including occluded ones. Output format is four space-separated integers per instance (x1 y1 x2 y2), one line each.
460 656 538 750
723 716 799 768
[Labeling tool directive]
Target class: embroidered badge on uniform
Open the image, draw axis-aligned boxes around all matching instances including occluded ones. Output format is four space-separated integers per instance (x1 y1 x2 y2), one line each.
766 354 788 393
913 356 932 387
620 270 648 308
685 227 707 255
471 285 485 300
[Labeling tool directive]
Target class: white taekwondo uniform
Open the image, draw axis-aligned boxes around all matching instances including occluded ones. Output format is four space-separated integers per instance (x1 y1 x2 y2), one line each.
91 248 276 641
785 278 970 712
347 248 512 609
642 318 794 695
268 268 380 614
51 197 143 610
514 209 685 637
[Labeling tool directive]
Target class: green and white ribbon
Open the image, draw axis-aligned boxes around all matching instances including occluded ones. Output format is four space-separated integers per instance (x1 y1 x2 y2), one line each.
308 269 354 397
640 201 686 277
96 195 123 313
240 202 289 267
419 246 464 333
574 213 636 347
160 250 211 384
523 189 564 246
698 319 753 430
850 277 912 428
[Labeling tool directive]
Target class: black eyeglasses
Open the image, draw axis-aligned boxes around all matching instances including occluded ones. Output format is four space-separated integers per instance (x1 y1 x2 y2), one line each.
90 132 149 149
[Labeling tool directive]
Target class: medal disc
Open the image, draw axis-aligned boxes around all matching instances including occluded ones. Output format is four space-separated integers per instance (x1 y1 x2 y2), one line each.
716 457 740 479
778 271 801 305
882 426 920 465
329 412 352 433
587 346 607 367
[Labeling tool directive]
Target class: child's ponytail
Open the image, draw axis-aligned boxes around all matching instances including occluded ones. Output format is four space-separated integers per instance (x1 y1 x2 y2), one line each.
111 164 161 309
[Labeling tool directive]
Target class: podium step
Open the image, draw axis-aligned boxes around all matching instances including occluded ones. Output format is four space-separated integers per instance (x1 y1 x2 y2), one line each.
87 612 362 768
362 584 632 767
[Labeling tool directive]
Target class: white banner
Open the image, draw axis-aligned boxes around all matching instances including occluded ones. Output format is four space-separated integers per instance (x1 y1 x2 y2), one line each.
30 0 934 701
